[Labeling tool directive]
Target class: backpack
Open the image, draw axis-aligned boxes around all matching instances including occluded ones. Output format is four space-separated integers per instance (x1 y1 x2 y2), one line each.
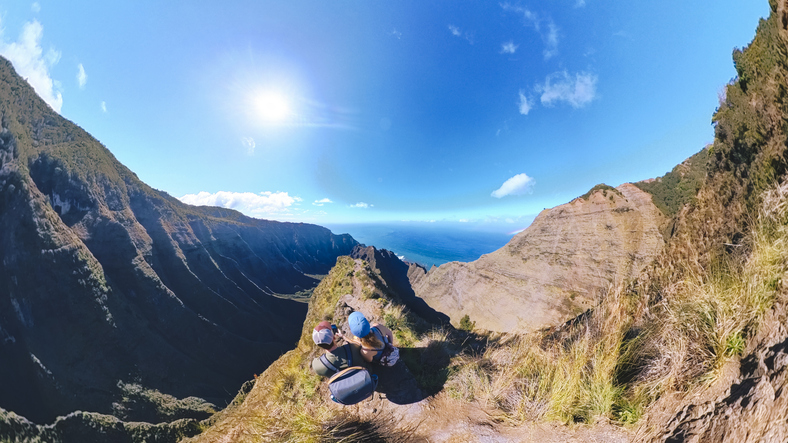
316 344 354 377
328 366 378 405
370 328 399 367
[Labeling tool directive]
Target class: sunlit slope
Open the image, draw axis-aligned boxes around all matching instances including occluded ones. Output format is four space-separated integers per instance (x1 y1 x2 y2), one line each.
412 183 666 332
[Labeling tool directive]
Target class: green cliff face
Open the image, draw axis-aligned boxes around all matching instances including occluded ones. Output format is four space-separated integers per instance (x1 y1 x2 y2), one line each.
0 56 357 424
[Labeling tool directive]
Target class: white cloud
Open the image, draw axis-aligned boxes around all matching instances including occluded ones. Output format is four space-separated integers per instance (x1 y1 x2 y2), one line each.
501 3 559 60
538 71 598 108
241 137 255 155
544 22 559 59
501 41 518 54
313 198 333 206
575 0 586 7
77 63 87 89
390 29 402 39
100 101 107 113
448 24 473 44
350 202 372 209
518 90 532 115
0 20 62 113
178 191 302 217
491 173 535 198
31 2 41 13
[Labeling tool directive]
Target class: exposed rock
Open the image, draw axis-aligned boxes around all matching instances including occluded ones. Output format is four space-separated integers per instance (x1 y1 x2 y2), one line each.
635 297 788 443
350 245 449 325
413 183 666 332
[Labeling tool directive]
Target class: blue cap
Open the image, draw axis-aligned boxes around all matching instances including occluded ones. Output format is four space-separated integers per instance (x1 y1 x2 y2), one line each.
348 311 370 337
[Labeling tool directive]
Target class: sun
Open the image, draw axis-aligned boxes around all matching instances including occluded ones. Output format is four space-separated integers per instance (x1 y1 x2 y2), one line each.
254 91 291 123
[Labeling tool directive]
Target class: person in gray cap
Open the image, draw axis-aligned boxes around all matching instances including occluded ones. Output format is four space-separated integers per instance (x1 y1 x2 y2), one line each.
311 320 365 377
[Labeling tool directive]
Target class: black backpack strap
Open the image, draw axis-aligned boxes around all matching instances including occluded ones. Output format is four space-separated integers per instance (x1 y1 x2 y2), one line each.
342 344 353 367
319 354 340 376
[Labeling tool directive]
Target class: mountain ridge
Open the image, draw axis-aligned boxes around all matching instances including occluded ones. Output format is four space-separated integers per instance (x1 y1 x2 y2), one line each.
0 56 357 424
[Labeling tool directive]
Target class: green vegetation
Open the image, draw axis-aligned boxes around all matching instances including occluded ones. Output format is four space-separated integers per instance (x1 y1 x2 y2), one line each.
185 256 438 442
112 382 216 423
440 178 788 426
634 147 710 217
579 183 622 201
458 314 475 332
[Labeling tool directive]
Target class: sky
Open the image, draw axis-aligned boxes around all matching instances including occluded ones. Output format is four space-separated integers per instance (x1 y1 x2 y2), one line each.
0 1 771 233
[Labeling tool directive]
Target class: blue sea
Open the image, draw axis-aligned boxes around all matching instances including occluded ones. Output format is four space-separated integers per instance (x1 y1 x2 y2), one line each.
325 222 522 268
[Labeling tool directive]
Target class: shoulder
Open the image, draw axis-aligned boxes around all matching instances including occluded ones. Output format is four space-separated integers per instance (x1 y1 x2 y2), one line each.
372 323 392 334
311 356 330 377
372 324 393 340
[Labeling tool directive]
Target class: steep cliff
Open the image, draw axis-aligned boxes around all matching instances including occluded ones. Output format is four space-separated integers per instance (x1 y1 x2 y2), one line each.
413 183 665 332
630 1 788 440
184 248 631 443
0 56 357 424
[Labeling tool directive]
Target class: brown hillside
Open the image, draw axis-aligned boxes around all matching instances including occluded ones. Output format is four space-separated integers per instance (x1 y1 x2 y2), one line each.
412 183 665 332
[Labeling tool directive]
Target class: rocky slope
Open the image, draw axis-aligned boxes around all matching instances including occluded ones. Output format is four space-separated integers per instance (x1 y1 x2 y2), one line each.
0 56 356 426
412 183 666 332
629 1 788 440
184 248 632 443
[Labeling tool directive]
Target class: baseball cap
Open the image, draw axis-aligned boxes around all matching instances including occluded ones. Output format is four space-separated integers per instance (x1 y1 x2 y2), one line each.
312 321 334 347
348 311 370 337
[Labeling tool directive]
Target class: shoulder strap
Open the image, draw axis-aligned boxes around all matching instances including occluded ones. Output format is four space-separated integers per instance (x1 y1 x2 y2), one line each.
341 343 353 367
328 366 366 383
319 354 340 375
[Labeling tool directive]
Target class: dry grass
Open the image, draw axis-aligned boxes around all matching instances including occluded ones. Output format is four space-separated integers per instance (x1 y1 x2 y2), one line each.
191 180 788 439
443 180 788 426
626 181 788 403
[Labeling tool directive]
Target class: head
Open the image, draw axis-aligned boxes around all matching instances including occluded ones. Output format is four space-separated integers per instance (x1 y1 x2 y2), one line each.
312 321 335 350
348 311 370 338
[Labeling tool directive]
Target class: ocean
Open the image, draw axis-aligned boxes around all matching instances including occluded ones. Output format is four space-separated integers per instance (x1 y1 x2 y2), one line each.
325 222 518 268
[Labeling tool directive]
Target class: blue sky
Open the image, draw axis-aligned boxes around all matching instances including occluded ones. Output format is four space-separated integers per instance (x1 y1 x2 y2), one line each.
0 1 770 232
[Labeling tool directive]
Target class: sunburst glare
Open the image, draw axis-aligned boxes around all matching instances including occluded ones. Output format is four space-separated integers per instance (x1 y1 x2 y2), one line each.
254 90 291 123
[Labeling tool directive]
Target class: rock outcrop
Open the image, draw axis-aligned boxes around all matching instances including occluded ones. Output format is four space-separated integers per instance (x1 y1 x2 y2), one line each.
413 183 666 332
0 56 357 424
635 299 788 443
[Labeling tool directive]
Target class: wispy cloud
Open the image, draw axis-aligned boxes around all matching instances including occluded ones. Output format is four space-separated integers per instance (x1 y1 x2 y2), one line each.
390 29 402 39
538 71 598 108
517 90 532 115
31 2 41 13
544 22 559 59
0 20 62 112
179 191 302 218
349 202 373 209
575 0 586 7
501 3 559 60
448 24 474 44
491 173 535 198
77 63 87 89
241 137 255 155
100 101 107 113
313 198 333 206
501 41 519 54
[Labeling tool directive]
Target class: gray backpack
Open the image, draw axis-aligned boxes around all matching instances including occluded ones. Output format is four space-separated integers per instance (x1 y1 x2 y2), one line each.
328 366 378 405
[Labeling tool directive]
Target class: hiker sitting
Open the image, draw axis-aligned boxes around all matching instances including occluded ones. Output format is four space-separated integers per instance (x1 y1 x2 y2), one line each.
347 311 399 366
311 320 364 377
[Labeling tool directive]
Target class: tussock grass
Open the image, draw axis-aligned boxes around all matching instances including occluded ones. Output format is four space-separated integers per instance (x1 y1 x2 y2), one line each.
626 180 788 403
445 180 788 426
